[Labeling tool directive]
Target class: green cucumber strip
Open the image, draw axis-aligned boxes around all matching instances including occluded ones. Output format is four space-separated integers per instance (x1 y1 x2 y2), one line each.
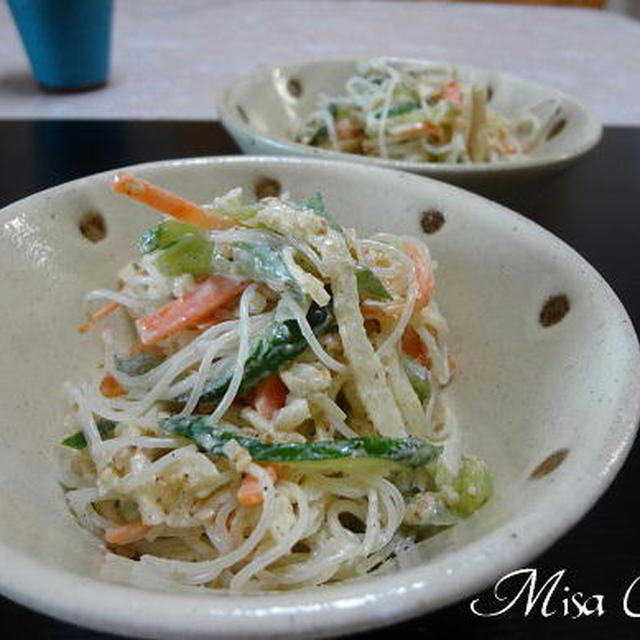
179 301 333 404
355 265 392 300
61 418 117 450
155 234 213 276
114 353 163 376
205 203 260 222
373 102 421 119
451 456 493 517
298 195 389 300
211 242 302 299
162 415 442 469
401 355 432 403
138 220 205 254
308 125 328 147
423 457 493 518
300 192 342 231
301 192 326 215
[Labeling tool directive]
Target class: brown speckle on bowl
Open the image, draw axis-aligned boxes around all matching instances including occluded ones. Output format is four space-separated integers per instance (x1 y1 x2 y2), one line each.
254 177 281 199
486 86 494 102
546 118 567 141
539 294 570 327
531 448 569 479
78 211 106 243
287 78 303 98
420 209 445 234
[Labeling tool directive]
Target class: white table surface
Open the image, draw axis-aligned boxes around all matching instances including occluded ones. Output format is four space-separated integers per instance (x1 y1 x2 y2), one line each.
1 0 639 125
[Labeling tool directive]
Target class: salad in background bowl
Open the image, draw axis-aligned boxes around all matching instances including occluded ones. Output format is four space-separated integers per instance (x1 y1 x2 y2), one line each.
219 58 602 185
296 58 557 164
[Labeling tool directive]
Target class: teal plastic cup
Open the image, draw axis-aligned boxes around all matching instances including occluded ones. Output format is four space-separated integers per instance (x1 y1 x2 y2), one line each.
8 0 114 92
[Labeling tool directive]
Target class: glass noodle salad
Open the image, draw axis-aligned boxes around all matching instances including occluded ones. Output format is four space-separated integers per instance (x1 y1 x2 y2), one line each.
59 173 492 592
297 58 561 163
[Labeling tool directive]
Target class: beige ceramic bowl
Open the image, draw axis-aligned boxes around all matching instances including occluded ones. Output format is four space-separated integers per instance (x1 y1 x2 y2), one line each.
0 157 637 638
219 57 602 186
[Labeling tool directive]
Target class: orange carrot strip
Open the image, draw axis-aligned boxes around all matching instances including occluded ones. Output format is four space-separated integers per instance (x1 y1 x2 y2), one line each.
104 522 151 545
443 81 462 106
111 173 236 230
77 300 119 333
195 305 238 330
404 241 435 313
100 374 126 398
448 353 460 378
237 465 279 507
254 374 288 421
360 304 385 320
136 275 247 345
401 326 430 368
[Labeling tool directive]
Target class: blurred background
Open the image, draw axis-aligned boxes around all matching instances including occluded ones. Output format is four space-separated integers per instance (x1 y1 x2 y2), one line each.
451 0 638 18
0 1 639 639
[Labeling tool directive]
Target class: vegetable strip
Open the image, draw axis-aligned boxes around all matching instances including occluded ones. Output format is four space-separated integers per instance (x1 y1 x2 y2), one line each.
105 522 151 545
111 173 236 230
254 375 288 420
163 416 442 469
136 275 247 345
77 300 119 333
321 232 406 437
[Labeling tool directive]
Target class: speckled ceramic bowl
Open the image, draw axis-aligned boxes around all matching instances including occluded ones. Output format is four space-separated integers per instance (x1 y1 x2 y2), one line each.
219 58 602 186
0 157 637 639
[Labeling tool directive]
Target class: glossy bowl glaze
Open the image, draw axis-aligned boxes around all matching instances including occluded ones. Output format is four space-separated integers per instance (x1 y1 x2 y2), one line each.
0 157 637 638
219 57 602 186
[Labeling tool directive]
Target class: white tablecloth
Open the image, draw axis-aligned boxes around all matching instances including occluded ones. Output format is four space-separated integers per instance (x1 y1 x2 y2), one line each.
1 0 638 124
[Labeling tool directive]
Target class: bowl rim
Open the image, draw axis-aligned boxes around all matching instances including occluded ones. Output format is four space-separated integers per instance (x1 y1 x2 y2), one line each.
0 155 637 639
218 55 603 175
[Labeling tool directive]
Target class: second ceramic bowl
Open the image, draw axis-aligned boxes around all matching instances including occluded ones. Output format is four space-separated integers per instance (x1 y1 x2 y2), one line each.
219 57 602 186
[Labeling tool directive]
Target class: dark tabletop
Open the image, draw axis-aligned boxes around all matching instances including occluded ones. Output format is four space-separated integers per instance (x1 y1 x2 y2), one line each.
0 121 638 639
